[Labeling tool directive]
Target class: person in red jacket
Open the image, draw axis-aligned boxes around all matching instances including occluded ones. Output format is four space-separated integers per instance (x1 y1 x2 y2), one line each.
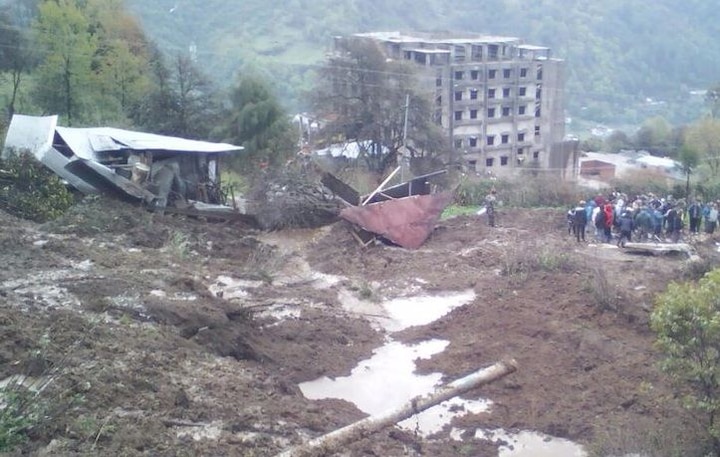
603 202 614 243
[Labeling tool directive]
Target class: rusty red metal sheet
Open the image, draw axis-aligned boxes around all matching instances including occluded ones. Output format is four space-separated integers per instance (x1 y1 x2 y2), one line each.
339 192 453 249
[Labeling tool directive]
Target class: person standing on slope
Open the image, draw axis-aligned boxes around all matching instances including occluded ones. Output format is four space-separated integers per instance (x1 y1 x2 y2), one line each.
485 188 497 227
572 200 588 242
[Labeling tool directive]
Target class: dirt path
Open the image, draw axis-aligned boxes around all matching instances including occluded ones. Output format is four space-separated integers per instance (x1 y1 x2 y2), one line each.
1 200 716 456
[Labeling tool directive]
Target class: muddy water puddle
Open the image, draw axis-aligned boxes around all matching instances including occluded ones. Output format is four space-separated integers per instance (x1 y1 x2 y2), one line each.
301 290 587 455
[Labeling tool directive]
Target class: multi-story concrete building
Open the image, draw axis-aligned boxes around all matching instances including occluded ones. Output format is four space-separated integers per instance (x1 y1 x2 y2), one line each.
343 31 571 177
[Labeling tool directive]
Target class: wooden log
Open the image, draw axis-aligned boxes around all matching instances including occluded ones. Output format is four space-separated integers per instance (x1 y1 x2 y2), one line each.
622 242 693 255
274 359 517 457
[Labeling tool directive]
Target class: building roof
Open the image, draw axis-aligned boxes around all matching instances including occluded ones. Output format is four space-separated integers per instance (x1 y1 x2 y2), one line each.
4 115 243 162
355 31 520 45
55 126 242 160
518 44 550 51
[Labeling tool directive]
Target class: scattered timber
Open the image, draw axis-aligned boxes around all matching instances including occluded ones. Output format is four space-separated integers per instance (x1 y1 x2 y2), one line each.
274 359 518 457
622 242 694 256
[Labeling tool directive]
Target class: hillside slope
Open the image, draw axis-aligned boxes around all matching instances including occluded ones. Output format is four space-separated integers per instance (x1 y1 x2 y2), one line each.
126 0 718 127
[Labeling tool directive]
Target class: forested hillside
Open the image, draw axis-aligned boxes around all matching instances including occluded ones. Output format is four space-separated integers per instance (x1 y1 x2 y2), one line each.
125 0 720 127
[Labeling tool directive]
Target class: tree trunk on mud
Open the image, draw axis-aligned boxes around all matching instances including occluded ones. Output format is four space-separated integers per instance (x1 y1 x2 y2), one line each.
274 359 518 457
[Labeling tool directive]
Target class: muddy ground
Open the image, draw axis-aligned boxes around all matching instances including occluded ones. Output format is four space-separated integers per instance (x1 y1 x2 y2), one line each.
1 196 718 456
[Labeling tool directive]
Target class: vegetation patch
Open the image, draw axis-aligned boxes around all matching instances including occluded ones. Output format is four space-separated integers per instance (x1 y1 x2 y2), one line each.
0 151 74 223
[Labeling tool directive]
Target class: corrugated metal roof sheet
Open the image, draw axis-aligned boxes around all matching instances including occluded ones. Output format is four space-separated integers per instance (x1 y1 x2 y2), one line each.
55 126 243 158
1 114 58 159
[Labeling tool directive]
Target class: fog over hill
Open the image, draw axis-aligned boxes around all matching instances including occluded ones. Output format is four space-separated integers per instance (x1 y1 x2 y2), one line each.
126 0 720 127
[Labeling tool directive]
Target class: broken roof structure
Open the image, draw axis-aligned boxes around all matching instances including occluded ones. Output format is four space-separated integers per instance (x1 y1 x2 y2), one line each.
2 114 244 209
321 167 450 249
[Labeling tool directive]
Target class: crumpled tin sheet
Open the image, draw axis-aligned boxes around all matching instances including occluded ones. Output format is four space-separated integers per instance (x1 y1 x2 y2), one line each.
339 192 453 249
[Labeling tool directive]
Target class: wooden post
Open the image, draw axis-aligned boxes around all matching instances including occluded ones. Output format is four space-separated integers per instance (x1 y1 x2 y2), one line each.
362 166 401 206
274 359 517 457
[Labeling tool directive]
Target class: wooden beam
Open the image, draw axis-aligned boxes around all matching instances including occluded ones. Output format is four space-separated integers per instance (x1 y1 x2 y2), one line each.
362 166 401 206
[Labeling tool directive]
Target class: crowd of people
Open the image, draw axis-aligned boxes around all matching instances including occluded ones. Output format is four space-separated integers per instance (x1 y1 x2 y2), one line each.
567 191 720 246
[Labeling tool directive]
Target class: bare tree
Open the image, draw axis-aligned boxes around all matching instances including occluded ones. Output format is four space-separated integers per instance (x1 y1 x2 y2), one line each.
312 37 442 172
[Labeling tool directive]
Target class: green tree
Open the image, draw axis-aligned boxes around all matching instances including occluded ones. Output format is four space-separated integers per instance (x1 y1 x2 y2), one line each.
706 84 720 119
634 116 672 155
84 0 153 124
686 118 720 179
603 130 631 153
0 2 39 120
33 0 100 125
131 52 218 138
652 269 720 454
216 75 295 169
679 144 700 198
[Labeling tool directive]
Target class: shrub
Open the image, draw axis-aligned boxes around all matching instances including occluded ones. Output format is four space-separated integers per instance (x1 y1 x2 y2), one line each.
453 174 587 208
651 269 720 453
0 151 74 222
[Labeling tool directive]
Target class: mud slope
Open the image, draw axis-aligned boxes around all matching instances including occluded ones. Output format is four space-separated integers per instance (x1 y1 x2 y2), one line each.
1 199 714 456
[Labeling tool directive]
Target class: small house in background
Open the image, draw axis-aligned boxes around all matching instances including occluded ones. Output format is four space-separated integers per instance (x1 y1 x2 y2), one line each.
2 114 244 209
579 159 616 181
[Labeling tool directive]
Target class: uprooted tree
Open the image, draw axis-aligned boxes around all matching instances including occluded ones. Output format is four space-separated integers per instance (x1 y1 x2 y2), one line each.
247 167 341 230
651 268 720 454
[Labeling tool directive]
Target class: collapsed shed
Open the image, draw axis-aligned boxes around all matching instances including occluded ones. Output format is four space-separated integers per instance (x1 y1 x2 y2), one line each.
322 167 451 249
2 114 244 211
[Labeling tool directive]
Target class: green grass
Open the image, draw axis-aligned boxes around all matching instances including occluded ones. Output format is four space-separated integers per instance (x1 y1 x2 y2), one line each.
441 204 480 220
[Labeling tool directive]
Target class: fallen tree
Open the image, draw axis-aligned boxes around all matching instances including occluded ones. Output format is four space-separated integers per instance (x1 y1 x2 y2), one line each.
274 359 518 457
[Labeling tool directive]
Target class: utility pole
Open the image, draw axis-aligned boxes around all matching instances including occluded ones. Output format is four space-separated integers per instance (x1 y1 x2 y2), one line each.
401 93 409 182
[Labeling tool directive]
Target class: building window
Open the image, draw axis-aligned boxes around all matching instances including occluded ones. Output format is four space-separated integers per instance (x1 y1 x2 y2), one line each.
488 69 497 79
502 88 510 98
502 107 511 117
520 68 528 77
455 91 463 101
471 70 480 80
436 95 442 106
518 105 526 115
470 89 478 100
501 134 509 144
488 44 498 60
537 67 543 80
454 45 466 63
533 150 540 159
519 87 526 96
436 77 442 87
454 139 463 149
518 133 525 142
518 147 524 155
454 111 463 121
536 87 542 99
501 156 509 166
488 88 496 99
535 107 542 117
488 107 496 118
534 126 541 137
487 135 495 146
486 157 494 167
455 70 464 80
503 69 511 78
469 137 478 147
470 109 478 119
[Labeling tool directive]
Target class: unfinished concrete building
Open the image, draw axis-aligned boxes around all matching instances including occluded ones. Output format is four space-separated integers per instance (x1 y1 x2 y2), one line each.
339 32 571 177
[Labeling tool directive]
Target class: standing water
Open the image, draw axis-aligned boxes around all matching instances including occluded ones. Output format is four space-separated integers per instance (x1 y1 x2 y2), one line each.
300 289 587 455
